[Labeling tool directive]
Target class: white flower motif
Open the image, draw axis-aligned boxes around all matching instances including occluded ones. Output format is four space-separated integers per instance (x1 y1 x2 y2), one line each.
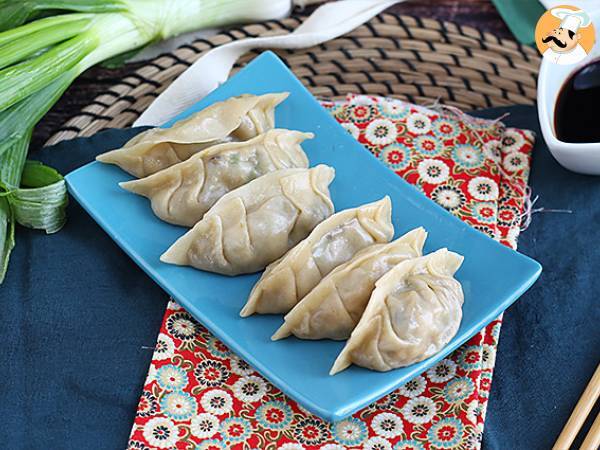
142 417 178 449
342 122 360 139
468 176 499 201
350 95 376 105
230 356 254 376
502 129 525 153
331 418 367 446
466 400 481 424
371 412 403 438
454 144 483 168
161 392 197 420
398 375 427 398
406 113 432 135
232 375 267 403
320 445 346 450
365 118 398 146
278 444 305 450
444 377 475 403
431 185 465 211
154 335 175 361
201 389 233 415
417 159 449 184
156 365 188 391
379 99 410 118
166 312 197 340
483 140 502 162
503 152 528 172
402 396 437 424
427 359 457 383
482 344 497 370
190 413 220 439
364 436 392 450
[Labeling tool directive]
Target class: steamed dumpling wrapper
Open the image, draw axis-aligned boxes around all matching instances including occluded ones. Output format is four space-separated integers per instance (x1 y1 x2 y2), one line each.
330 248 464 375
96 93 288 177
161 165 335 275
240 196 394 317
272 227 427 341
120 129 312 226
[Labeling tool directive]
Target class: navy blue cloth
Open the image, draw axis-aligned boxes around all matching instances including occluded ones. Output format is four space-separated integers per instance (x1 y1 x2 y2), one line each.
1 106 598 449
476 106 600 450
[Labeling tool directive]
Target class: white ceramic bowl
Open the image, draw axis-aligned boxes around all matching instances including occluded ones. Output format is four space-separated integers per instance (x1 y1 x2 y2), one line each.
537 8 600 175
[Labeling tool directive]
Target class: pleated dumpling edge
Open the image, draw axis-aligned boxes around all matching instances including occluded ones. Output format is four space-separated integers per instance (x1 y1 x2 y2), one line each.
119 129 312 226
240 196 395 317
96 92 289 177
330 248 464 375
160 165 335 276
271 227 428 341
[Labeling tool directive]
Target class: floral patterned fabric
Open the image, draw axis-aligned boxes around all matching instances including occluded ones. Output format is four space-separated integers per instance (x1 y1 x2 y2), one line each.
128 94 534 450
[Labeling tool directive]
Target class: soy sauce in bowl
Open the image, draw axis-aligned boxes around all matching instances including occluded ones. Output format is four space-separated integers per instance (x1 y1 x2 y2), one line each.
554 60 600 143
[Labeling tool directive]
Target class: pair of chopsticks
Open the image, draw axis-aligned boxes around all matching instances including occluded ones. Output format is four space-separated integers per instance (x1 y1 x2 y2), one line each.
553 364 600 450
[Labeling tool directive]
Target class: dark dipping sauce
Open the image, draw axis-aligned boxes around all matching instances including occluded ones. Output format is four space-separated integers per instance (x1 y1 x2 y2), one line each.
554 60 600 143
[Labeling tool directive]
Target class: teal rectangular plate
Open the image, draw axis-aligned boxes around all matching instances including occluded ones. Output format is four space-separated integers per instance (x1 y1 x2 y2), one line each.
65 51 541 421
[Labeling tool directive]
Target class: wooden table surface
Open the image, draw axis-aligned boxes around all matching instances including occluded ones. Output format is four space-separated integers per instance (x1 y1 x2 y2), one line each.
31 0 511 150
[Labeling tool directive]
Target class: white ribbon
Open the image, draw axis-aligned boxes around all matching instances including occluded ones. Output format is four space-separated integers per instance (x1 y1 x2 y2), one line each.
135 0 404 126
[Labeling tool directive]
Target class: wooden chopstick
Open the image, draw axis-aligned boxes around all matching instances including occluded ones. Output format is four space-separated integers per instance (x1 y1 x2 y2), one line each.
553 363 600 450
580 412 600 450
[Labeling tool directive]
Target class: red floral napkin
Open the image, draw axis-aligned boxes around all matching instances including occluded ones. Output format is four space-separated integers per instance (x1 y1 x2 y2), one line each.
128 95 534 450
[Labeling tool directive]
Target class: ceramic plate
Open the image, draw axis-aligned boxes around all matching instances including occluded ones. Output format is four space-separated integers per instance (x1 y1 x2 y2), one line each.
66 51 541 421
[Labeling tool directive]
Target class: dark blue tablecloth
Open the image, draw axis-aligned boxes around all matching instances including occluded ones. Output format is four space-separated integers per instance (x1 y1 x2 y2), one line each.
1 105 598 449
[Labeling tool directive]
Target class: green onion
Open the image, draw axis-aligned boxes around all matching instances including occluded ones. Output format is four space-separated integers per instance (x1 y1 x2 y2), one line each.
0 0 127 32
0 198 14 283
0 0 293 282
0 16 94 70
0 130 29 283
10 161 68 234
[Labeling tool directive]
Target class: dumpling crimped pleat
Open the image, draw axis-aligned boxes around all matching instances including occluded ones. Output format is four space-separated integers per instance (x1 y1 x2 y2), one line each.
160 165 335 275
119 129 312 226
272 227 427 341
240 196 395 317
96 93 289 177
330 248 464 375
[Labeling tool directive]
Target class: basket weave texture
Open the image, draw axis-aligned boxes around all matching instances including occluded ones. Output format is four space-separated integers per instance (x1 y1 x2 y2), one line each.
47 13 541 146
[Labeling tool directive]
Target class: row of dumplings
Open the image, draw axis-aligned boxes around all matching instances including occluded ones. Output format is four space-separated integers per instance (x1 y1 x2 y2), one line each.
96 92 465 375
243 200 465 375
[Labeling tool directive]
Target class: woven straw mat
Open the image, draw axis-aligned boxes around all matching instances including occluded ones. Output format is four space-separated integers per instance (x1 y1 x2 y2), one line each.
47 13 541 146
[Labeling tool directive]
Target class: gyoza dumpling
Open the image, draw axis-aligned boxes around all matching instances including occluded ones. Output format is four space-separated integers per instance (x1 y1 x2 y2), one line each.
119 129 312 226
330 249 464 375
272 227 427 341
160 165 335 275
240 197 394 317
96 93 288 177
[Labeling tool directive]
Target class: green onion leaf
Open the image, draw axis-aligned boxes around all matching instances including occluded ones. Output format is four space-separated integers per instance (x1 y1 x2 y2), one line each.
20 160 63 188
0 134 29 189
0 71 76 160
0 34 97 113
0 197 15 283
0 16 92 69
9 164 68 234
0 1 38 32
0 13 91 47
0 0 126 31
0 131 30 283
